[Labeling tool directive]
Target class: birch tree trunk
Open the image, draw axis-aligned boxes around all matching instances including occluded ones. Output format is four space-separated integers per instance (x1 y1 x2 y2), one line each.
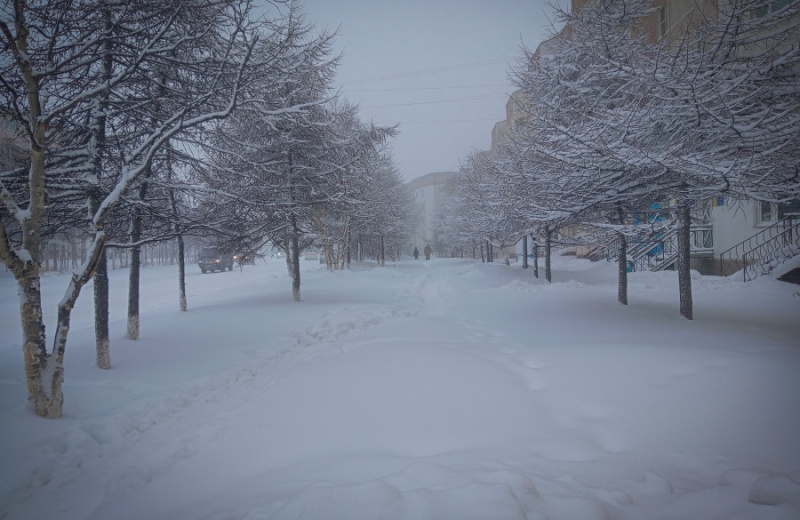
5 18 62 416
19 273 58 417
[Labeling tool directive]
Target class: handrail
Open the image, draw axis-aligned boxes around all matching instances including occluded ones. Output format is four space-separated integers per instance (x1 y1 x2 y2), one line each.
586 237 619 262
630 229 676 263
630 232 676 272
651 252 679 272
630 226 713 273
590 224 713 271
720 216 799 280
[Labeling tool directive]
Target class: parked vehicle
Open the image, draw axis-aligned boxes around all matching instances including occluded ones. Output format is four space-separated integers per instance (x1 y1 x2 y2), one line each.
198 248 233 273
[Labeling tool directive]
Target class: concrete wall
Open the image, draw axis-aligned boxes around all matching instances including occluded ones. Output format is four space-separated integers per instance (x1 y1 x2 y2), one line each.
711 199 780 257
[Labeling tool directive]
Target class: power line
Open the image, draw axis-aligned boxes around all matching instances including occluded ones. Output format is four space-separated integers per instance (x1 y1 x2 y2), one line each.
363 93 508 109
398 118 500 124
348 83 508 93
344 58 512 85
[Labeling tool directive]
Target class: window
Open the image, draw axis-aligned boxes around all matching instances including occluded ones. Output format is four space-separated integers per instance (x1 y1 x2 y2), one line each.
772 0 796 12
756 0 797 17
757 201 777 225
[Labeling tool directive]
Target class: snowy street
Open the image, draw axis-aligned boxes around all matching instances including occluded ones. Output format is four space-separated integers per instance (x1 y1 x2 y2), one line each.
1 256 799 519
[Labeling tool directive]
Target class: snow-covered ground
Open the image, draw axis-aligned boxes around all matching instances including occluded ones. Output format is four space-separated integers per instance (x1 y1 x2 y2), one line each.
1 254 799 520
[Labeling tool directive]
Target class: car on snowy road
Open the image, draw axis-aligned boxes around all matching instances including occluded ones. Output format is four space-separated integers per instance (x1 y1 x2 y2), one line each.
198 248 234 273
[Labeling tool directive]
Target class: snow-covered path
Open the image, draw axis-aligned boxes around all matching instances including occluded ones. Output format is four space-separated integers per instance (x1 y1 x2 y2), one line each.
1 257 799 519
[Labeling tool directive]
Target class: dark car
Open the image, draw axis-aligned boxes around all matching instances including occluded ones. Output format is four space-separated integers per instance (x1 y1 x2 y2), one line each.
198 248 234 273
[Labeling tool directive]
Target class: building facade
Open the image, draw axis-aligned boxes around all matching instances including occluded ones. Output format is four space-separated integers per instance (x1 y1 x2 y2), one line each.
406 171 460 257
493 0 799 274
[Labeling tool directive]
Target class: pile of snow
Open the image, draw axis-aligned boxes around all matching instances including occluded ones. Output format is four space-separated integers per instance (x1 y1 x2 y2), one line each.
1 255 798 519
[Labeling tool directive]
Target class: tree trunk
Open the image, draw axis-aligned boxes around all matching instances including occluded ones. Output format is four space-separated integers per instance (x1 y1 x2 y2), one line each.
167 147 187 312
545 227 552 283
128 240 141 339
18 272 60 417
48 236 106 417
617 232 628 306
17 232 106 418
522 235 528 269
284 244 293 276
290 214 301 302
533 243 539 278
127 157 155 339
9 31 62 416
177 234 187 312
89 187 111 368
94 247 111 368
677 203 693 320
380 234 385 266
346 228 351 268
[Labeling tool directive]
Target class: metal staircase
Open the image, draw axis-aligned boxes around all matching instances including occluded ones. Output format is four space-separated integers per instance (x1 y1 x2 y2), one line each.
588 225 713 273
719 216 800 282
627 226 713 272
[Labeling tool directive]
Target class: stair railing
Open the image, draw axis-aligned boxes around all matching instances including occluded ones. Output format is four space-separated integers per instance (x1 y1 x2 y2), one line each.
720 216 799 281
629 226 713 272
629 229 677 272
586 237 620 262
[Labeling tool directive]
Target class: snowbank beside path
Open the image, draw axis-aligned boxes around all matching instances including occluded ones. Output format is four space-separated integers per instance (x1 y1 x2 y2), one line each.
1 256 799 520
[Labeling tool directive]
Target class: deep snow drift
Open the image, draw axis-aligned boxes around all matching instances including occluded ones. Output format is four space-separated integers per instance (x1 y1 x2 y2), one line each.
1 255 799 519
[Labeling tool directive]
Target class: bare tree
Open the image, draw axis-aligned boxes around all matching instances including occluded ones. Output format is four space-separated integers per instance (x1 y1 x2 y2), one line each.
502 0 799 318
0 0 264 418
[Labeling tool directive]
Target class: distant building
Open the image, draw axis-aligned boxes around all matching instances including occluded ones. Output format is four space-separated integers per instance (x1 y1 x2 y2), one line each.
406 171 459 257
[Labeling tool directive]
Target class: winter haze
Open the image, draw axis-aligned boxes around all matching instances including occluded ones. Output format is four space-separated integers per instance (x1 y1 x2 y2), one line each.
2 0 800 519
298 0 568 181
2 257 800 518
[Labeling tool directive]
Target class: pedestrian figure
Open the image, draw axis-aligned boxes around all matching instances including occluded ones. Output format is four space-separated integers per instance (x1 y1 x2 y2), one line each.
424 244 432 260
413 247 419 259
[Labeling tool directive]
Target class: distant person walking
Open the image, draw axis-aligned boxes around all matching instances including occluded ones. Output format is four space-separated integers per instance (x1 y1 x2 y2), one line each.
413 247 419 260
424 244 432 260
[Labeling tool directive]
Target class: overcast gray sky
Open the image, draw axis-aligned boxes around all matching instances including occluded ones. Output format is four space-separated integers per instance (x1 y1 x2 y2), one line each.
297 0 568 181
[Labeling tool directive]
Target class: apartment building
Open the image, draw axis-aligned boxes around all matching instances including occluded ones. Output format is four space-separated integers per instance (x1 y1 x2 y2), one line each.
650 0 799 273
406 171 460 257
495 0 799 275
